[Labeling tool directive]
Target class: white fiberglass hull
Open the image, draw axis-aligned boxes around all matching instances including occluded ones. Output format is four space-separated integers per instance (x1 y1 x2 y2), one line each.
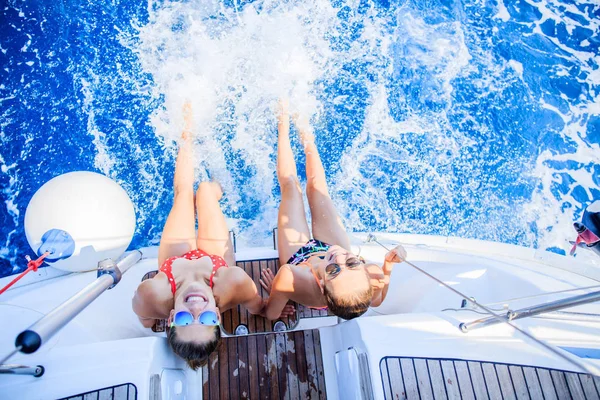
0 233 599 399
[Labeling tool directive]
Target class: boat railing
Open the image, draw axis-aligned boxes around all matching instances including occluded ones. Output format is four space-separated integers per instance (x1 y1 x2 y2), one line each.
459 290 600 332
0 250 142 371
366 234 600 376
0 364 44 377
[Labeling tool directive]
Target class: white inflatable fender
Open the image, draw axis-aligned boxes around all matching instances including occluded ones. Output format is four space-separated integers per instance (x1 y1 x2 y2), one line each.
24 171 136 272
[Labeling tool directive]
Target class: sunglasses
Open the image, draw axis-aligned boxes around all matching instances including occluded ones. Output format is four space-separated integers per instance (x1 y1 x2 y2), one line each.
325 257 364 279
171 310 219 327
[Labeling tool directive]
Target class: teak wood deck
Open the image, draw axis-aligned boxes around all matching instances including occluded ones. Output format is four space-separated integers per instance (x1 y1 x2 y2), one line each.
206 257 329 400
381 356 600 400
143 257 329 400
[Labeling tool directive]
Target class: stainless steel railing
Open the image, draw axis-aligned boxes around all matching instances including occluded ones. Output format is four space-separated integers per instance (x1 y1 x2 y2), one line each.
459 290 600 332
0 364 44 377
365 234 600 376
0 250 142 367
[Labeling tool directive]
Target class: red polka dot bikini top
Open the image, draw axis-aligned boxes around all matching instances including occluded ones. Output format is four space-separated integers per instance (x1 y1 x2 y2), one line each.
159 249 229 295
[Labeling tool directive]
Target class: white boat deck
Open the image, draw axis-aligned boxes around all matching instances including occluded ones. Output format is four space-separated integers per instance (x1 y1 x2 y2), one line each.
2 234 600 399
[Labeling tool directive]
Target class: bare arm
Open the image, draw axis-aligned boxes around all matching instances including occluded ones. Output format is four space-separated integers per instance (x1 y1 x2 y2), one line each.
260 266 296 320
232 269 265 315
370 245 407 307
132 279 173 327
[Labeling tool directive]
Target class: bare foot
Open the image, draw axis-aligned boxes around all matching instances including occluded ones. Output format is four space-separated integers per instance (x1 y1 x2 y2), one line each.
277 98 290 136
182 100 193 140
292 113 315 148
278 98 289 118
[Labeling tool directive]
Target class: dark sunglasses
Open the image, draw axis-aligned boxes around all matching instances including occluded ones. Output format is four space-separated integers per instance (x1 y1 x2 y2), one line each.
170 310 219 327
325 257 364 279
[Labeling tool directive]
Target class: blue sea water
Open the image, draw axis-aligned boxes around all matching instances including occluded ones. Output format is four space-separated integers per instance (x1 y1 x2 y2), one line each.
0 0 598 277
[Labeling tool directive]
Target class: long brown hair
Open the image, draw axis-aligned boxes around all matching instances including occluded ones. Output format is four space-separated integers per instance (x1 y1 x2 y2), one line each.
167 326 221 370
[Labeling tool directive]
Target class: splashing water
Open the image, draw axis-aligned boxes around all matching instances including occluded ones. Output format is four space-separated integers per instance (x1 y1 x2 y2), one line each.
0 0 598 276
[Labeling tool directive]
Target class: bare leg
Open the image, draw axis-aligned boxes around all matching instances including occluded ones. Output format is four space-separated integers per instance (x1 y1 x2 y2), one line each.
158 102 197 266
195 181 236 267
296 115 351 250
276 100 310 265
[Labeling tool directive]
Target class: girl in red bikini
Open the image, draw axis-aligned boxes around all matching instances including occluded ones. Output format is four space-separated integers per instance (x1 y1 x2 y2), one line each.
259 100 406 321
132 102 279 370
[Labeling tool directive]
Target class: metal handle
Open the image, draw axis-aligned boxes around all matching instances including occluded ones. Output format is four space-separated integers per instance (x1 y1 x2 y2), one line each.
3 251 141 363
0 364 44 377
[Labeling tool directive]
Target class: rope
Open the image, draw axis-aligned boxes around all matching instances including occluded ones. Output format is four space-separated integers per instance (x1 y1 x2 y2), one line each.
367 236 600 376
0 252 50 296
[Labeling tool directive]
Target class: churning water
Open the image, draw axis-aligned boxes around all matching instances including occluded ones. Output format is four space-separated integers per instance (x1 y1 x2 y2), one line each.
1 0 599 276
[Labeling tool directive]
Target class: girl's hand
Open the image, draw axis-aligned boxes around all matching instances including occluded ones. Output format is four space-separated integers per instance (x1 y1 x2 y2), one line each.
385 245 407 264
260 268 276 293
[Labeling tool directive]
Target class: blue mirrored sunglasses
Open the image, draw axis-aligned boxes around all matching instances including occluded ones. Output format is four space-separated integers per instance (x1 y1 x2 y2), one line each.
171 310 219 327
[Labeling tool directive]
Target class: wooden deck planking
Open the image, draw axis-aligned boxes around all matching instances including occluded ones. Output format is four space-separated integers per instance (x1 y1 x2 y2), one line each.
580 374 600 400
495 364 517 400
427 359 448 400
227 333 240 400
303 329 320 399
382 357 600 400
287 332 301 399
508 365 530 400
453 361 475 400
413 358 434 400
238 336 251 399
440 360 461 399
481 363 502 400
312 328 327 400
522 367 544 399
551 370 572 399
266 333 281 400
386 358 406 399
566 372 586 399
218 337 229 400
594 376 600 396
401 358 420 399
275 331 289 399
536 368 558 400
467 361 489 400
247 335 260 400
381 359 393 399
203 329 325 400
294 330 310 399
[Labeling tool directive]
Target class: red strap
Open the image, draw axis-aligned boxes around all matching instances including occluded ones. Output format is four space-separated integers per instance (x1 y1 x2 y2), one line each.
160 259 178 295
208 255 228 289
160 250 228 294
0 252 49 296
